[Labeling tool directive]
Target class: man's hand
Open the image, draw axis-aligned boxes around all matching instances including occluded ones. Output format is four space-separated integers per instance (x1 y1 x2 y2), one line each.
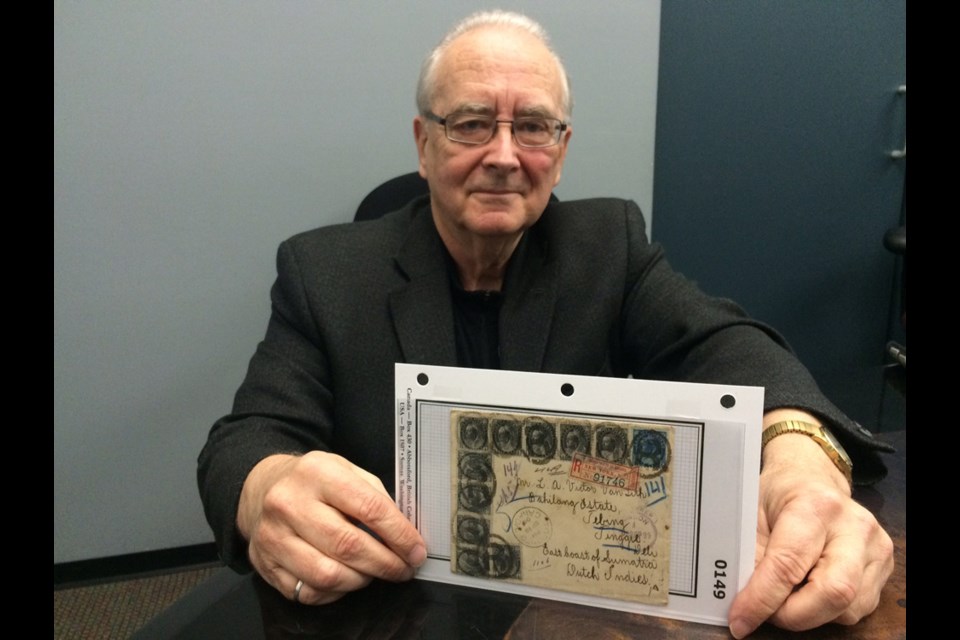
237 452 427 605
727 412 894 638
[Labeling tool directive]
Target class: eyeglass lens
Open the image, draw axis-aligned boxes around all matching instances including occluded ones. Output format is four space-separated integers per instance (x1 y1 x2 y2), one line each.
445 113 561 147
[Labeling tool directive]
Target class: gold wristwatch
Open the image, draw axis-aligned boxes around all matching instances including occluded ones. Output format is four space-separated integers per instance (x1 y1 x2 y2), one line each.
761 420 853 486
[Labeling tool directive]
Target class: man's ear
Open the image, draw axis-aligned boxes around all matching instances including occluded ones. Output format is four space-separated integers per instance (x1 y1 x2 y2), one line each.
413 116 429 179
552 124 572 187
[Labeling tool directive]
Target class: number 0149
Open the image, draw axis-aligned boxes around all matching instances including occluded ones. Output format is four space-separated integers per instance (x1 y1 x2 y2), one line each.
712 559 727 599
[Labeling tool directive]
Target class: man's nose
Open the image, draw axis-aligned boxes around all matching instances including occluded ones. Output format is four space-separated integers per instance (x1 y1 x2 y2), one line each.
483 122 522 169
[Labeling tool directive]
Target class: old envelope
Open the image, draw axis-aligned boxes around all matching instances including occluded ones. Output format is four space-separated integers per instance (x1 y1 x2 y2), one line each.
450 410 673 604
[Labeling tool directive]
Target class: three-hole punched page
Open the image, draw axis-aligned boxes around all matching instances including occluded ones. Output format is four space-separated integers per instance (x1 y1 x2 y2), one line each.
396 363 762 626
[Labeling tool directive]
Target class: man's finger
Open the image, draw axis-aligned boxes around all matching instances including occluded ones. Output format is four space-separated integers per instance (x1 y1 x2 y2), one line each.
765 541 860 630
249 519 375 598
307 455 427 568
288 495 418 582
770 509 893 629
728 510 826 638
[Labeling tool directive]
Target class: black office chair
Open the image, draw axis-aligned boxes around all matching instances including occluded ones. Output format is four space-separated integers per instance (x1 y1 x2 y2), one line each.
354 171 561 222
354 172 430 222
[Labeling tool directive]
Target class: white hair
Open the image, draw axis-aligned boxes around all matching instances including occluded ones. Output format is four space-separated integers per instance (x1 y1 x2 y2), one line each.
415 10 572 120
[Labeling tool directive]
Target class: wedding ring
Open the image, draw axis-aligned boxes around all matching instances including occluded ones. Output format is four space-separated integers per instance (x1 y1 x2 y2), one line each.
293 578 304 603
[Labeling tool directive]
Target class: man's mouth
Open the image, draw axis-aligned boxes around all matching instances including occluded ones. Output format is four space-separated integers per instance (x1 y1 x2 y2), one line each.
471 187 520 196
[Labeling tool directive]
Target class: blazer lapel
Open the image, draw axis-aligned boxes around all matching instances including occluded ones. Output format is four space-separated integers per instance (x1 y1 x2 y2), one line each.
389 207 459 367
389 200 559 372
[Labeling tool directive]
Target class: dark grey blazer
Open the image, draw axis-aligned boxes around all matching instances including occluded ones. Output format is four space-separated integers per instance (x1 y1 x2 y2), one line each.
198 196 892 571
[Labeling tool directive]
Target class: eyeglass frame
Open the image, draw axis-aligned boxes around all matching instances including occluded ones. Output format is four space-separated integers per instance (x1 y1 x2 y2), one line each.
423 110 569 148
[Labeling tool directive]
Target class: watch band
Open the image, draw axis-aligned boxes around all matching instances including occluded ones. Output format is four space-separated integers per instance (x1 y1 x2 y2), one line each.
762 420 853 486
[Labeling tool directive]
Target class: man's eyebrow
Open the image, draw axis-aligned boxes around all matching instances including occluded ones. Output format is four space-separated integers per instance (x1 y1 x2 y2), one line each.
516 105 560 119
453 103 495 115
449 104 560 119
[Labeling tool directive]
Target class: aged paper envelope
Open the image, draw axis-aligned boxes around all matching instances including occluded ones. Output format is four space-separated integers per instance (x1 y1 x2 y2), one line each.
450 410 673 604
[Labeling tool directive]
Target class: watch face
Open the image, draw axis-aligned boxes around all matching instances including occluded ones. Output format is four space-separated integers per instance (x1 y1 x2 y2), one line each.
820 426 853 466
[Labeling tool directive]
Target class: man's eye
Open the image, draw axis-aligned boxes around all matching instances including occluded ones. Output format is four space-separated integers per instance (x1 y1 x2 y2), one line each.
516 119 549 134
454 119 491 133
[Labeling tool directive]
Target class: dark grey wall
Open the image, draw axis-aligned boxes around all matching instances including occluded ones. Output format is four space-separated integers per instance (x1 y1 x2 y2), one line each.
652 1 906 384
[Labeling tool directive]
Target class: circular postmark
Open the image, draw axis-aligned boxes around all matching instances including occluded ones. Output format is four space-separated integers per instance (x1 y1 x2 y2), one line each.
631 428 671 478
512 506 553 547
630 511 659 550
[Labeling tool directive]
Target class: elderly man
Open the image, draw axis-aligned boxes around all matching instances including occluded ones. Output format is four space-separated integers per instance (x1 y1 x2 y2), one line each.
198 11 893 638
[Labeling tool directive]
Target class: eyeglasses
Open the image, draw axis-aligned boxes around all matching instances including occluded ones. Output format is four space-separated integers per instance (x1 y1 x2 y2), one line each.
424 111 568 148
